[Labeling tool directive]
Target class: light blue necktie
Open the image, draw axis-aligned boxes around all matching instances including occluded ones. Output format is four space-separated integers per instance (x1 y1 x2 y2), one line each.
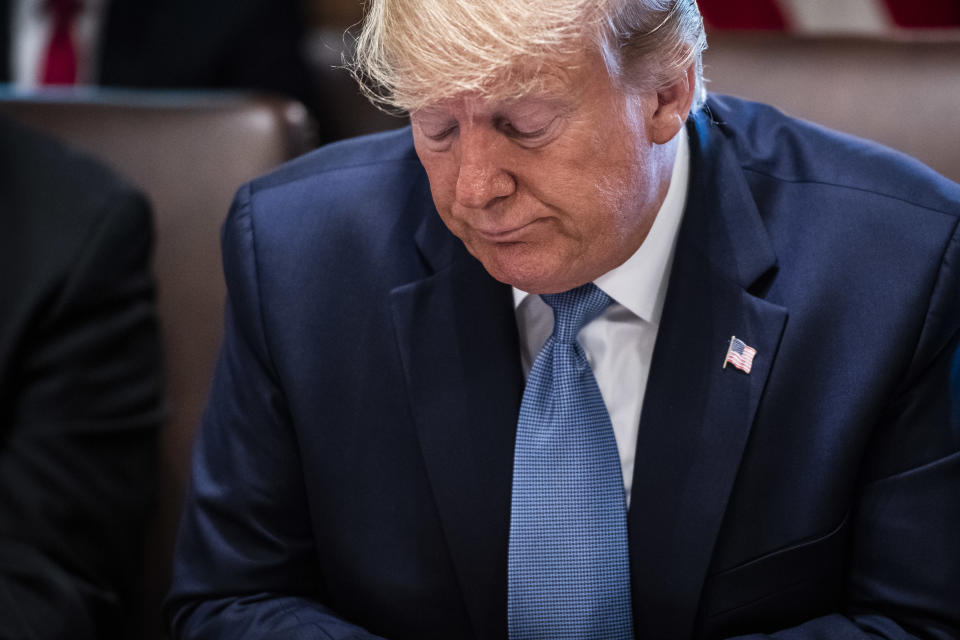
508 283 634 640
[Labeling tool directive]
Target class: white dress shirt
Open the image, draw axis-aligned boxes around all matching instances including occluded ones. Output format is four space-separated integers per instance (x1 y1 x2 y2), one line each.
513 126 690 507
11 0 109 88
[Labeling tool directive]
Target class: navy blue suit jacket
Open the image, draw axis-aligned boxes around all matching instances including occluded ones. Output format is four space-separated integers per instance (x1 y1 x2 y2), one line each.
168 96 960 639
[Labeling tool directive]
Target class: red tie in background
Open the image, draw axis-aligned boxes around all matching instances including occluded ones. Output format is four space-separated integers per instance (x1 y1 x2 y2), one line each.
41 0 82 85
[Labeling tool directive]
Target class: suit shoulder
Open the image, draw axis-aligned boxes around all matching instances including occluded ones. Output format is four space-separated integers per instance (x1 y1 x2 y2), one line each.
229 126 432 246
221 125 435 275
248 126 422 195
702 95 960 218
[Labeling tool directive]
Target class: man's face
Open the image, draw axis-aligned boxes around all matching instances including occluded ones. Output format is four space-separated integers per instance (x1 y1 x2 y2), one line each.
411 52 679 294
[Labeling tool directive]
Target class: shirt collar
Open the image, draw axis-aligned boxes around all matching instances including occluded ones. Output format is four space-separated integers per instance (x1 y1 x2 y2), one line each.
512 125 690 327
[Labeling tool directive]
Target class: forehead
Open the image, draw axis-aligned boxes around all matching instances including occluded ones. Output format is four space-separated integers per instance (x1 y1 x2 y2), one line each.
411 53 597 116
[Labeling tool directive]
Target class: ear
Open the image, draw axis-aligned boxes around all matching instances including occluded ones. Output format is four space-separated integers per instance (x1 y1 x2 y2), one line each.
650 63 696 145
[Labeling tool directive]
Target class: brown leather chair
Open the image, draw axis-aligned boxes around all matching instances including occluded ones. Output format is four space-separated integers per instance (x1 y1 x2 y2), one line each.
0 90 315 638
705 34 960 183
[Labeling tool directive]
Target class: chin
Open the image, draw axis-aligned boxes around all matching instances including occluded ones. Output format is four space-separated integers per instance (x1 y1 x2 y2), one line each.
484 255 573 294
466 239 579 293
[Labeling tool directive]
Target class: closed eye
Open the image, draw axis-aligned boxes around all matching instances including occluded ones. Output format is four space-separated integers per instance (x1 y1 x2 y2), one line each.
496 116 559 145
503 123 549 139
423 124 458 141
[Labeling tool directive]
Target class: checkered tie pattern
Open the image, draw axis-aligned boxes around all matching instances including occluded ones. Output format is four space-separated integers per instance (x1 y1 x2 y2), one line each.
508 283 634 640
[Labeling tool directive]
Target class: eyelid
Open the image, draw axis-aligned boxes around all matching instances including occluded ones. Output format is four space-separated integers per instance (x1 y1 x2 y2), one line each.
412 113 457 140
498 115 559 143
512 123 551 138
424 124 457 141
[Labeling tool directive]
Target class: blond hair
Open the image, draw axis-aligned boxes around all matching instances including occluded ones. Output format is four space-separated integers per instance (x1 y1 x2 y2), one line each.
350 0 707 113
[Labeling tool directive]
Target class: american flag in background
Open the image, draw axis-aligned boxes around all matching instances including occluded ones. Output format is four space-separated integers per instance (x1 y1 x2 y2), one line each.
697 0 960 33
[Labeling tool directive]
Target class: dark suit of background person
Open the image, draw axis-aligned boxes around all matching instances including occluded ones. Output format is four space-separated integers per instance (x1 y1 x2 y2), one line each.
167 95 960 639
0 0 329 138
0 117 162 639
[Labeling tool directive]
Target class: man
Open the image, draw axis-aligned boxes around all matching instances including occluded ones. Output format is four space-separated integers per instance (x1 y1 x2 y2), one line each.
0 117 162 638
167 0 960 638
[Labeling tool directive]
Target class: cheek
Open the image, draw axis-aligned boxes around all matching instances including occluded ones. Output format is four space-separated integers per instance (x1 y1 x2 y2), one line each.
598 150 654 227
597 172 642 225
421 162 459 214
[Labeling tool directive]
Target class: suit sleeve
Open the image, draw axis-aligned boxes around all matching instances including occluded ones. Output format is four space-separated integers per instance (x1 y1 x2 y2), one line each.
165 185 386 640
0 186 162 639
729 220 960 638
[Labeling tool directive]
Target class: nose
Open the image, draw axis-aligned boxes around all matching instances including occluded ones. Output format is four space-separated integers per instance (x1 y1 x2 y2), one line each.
455 129 516 209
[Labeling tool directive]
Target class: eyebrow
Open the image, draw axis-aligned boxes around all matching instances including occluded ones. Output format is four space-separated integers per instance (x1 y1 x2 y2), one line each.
410 90 576 127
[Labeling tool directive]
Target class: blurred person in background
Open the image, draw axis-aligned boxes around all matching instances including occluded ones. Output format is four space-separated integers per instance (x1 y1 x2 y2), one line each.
0 116 162 639
168 0 960 638
0 0 329 137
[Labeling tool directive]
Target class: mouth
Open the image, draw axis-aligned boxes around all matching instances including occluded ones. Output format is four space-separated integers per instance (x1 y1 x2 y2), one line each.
475 220 538 242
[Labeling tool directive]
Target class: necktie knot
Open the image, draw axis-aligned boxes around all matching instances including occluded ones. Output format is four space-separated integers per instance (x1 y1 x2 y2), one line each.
541 282 613 344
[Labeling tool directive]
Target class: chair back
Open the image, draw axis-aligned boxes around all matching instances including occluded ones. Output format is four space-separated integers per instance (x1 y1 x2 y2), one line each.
706 35 960 183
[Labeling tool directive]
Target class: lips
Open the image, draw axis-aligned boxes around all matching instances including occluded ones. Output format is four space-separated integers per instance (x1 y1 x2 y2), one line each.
474 219 539 241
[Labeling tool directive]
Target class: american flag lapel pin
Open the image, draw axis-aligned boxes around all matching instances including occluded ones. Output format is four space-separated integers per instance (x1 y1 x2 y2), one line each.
723 336 757 374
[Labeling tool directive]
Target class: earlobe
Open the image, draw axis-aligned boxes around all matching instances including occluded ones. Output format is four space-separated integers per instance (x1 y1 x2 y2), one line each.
651 64 696 145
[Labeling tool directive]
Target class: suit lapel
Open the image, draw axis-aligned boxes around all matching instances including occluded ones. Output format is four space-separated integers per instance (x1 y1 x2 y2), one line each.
628 108 788 640
390 211 521 640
